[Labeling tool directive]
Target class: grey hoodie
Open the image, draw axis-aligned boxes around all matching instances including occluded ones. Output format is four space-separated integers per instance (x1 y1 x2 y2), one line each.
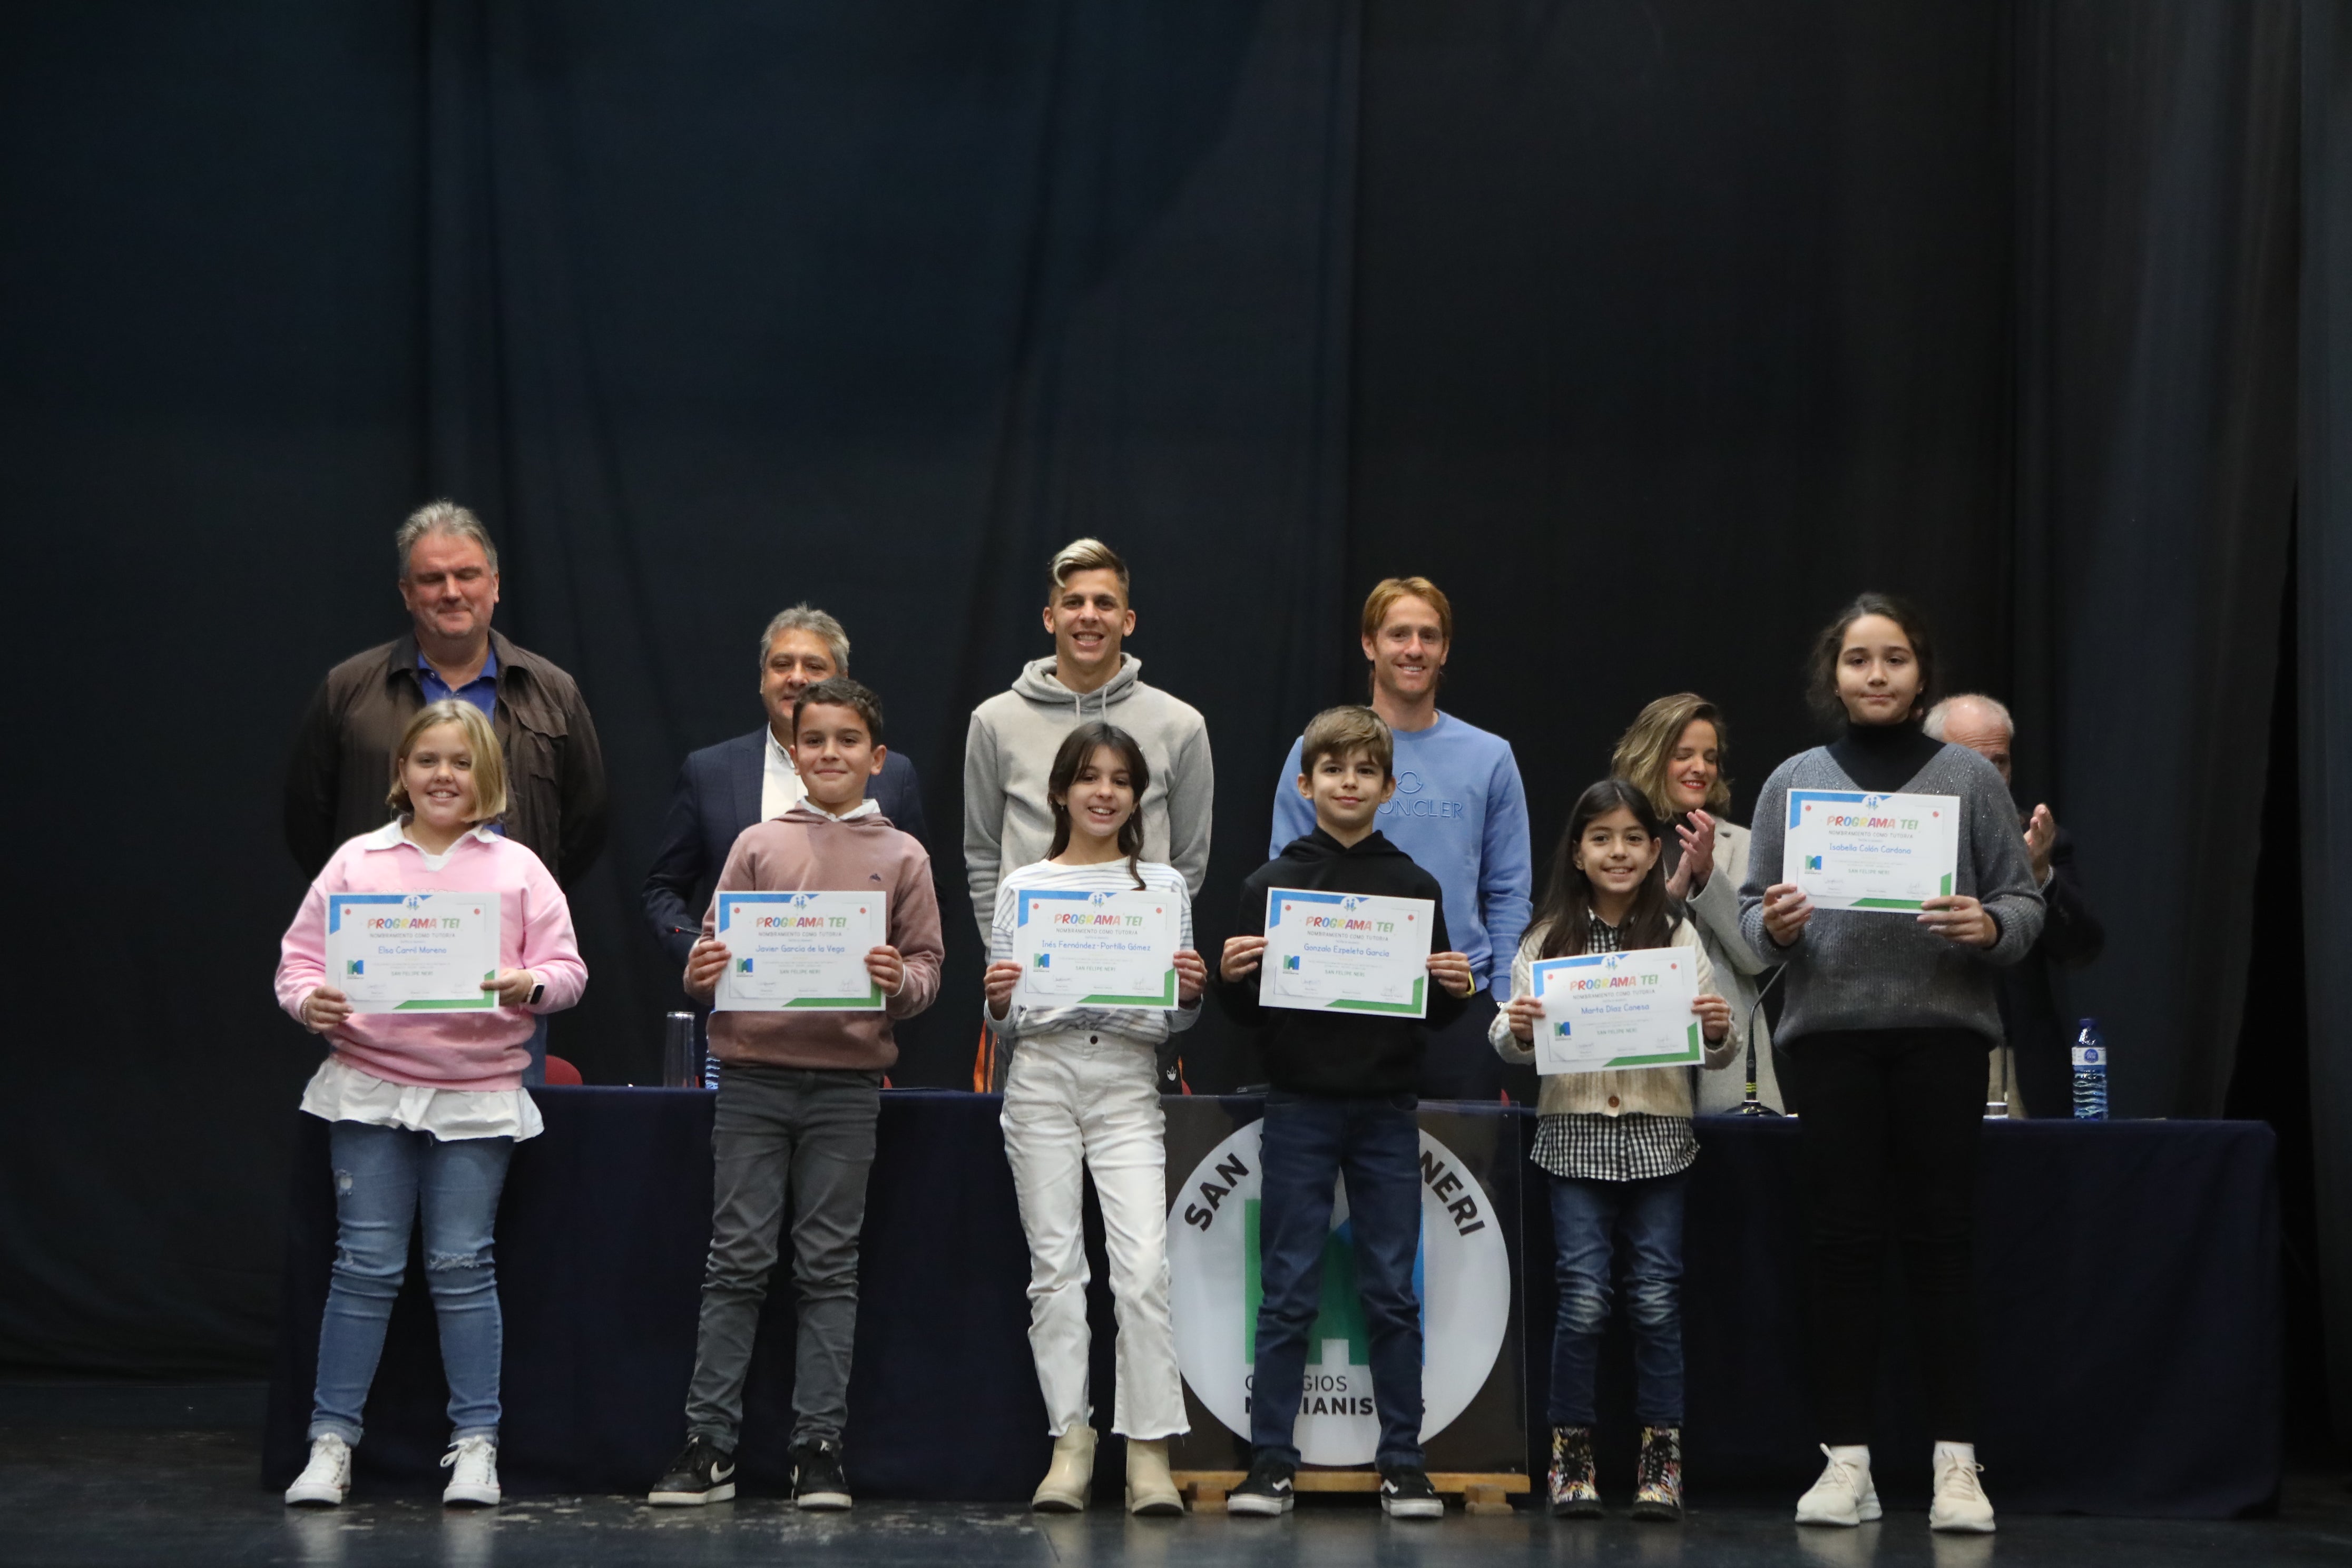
962 653 1214 939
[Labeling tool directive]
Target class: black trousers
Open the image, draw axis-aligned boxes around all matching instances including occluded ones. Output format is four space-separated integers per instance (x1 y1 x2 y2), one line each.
1787 1027 1986 1444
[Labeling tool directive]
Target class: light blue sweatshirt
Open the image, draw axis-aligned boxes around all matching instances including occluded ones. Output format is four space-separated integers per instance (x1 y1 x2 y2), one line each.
1270 712 1533 995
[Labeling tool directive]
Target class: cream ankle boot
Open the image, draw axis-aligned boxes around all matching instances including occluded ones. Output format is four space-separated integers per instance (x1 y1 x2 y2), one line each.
1031 1427 1096 1513
1125 1438 1185 1516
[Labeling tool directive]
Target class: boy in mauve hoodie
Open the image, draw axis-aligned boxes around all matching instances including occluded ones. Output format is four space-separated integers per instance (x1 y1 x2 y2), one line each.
647 678 942 1514
1216 706 1474 1521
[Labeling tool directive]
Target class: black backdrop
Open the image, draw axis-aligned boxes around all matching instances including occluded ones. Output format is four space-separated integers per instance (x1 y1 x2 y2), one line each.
3 0 2343 1438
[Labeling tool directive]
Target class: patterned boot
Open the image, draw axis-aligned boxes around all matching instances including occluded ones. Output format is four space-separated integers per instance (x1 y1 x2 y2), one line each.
1630 1425 1684 1523
1548 1426 1602 1518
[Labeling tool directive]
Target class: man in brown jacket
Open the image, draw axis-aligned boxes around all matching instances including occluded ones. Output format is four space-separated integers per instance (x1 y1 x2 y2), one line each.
283 501 609 1078
283 500 608 884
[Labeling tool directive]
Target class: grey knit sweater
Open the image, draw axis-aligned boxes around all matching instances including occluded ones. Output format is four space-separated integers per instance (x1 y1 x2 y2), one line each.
1738 742 2045 1045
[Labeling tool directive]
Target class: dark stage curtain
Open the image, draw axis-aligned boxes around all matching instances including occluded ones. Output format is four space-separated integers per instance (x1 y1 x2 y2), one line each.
2299 0 2352 1446
0 0 2333 1413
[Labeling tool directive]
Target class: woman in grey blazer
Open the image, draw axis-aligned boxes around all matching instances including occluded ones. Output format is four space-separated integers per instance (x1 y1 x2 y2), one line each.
1613 695 1781 1113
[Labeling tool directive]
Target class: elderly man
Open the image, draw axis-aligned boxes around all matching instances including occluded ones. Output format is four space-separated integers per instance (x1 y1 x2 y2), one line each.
1924 694 2106 1117
642 605 928 979
285 501 609 1081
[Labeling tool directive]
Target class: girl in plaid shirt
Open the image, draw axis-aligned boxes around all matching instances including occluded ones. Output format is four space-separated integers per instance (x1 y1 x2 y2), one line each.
1493 779 1734 1523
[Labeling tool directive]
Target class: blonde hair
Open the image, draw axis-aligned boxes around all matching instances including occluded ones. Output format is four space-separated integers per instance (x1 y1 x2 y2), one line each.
1046 537 1130 601
1359 576 1453 643
1612 693 1732 817
1300 704 1394 781
386 700 508 825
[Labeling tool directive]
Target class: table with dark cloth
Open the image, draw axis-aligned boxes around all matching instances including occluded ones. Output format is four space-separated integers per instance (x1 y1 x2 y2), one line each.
263 1090 2278 1516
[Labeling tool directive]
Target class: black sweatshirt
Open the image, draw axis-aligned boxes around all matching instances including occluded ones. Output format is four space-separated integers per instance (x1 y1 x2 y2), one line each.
1215 827 1471 1096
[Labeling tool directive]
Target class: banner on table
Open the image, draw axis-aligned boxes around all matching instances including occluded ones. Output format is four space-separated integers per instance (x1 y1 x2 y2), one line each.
1162 1098 1525 1473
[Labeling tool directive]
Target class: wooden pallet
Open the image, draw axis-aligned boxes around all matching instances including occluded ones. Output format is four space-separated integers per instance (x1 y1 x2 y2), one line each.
1173 1469 1527 1515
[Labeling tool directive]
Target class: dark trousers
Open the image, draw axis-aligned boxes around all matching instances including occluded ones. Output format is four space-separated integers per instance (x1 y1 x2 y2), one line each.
1546 1171 1687 1428
1788 1028 1986 1443
1249 1090 1426 1468
684 1064 881 1449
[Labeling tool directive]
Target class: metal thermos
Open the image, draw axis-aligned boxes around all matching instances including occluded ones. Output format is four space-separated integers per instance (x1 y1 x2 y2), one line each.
662 1011 701 1088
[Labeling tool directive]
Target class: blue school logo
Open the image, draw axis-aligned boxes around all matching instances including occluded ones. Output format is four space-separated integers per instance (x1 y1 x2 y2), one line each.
1806 854 1824 871
345 959 364 976
1283 954 1301 972
1553 1020 1571 1039
1032 952 1052 971
1089 891 1114 907
1863 793 1887 809
734 957 753 975
401 894 423 910
787 893 817 908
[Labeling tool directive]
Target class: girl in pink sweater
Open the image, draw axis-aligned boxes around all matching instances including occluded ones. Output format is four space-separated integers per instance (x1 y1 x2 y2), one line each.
274 700 586 1510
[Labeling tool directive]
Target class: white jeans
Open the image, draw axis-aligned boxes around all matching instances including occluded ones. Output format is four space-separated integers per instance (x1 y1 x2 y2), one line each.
1000 1031 1187 1440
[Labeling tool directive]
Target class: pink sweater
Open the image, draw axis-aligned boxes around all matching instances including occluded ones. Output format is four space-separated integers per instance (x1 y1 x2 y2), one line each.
276 824 588 1091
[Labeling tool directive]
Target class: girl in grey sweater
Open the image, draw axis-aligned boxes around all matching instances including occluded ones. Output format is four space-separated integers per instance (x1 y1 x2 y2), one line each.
1738 594 2043 1536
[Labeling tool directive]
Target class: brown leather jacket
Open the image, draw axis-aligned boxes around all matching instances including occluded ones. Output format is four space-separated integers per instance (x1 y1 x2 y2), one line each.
283 630 608 885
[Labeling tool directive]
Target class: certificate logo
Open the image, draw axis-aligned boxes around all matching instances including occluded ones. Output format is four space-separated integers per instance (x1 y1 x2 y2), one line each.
1282 954 1301 973
1805 854 1824 871
345 960 364 976
1031 952 1052 971
402 894 423 910
1168 1122 1510 1466
734 957 754 975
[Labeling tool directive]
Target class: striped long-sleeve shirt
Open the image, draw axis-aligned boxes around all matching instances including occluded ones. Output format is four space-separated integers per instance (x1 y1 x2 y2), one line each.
987 858 1202 1052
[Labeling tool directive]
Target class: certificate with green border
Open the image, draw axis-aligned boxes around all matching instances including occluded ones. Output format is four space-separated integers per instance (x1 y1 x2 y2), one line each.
326 891 499 1013
1012 888 1180 1009
1532 947 1701 1074
1256 888 1433 1018
1783 789 1961 913
714 890 886 1011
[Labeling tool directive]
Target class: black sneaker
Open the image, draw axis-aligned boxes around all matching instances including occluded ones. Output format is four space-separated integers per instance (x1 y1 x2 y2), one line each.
789 1439 852 1512
647 1435 736 1506
1379 1463 1444 1520
1225 1454 1295 1516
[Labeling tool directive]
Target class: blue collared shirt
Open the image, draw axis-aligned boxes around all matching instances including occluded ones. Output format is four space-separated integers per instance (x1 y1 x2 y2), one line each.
418 643 498 720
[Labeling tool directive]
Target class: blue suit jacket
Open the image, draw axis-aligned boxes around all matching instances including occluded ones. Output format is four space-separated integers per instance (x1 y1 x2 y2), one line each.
641 727 930 970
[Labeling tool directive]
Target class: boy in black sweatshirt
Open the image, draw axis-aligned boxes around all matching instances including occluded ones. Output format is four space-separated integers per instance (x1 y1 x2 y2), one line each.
1215 705 1473 1520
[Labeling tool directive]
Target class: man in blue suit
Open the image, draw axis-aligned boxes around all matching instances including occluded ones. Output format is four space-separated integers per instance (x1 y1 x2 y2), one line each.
643 605 929 977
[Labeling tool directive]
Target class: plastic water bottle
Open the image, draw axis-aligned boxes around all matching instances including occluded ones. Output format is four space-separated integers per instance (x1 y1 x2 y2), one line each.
2071 1019 2108 1120
703 1050 721 1090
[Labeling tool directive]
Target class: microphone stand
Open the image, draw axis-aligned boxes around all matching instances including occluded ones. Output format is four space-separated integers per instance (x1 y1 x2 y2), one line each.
1734 966 1787 1117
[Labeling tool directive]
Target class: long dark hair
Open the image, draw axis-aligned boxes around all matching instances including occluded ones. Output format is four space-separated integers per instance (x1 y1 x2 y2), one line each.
1807 590 1938 728
1532 780 1678 959
1045 721 1150 889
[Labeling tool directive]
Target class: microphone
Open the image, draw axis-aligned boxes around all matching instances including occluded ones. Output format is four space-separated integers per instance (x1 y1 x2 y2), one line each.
1734 965 1788 1117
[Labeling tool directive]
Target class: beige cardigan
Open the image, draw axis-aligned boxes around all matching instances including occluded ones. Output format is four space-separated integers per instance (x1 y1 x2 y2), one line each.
1489 916 1738 1120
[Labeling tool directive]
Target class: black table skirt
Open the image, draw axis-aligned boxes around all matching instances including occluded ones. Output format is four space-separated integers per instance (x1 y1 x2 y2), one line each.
263 1089 2279 1516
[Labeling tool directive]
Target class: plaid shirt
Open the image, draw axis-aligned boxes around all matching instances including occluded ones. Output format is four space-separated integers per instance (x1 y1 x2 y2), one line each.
1530 912 1699 1182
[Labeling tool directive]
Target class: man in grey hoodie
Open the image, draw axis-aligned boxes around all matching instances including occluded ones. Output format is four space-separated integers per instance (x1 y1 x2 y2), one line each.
963 538 1214 1084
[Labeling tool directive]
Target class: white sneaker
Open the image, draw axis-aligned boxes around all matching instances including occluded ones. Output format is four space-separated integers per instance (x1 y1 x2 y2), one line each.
440 1435 501 1507
1929 1448 1995 1533
284 1434 351 1506
1795 1445 1881 1526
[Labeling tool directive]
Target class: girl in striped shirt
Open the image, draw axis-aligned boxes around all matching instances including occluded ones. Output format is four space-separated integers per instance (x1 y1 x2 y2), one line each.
983 722 1207 1516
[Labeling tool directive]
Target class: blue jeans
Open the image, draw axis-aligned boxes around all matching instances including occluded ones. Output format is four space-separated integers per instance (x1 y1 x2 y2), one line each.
1249 1090 1425 1469
1546 1170 1687 1427
309 1121 513 1446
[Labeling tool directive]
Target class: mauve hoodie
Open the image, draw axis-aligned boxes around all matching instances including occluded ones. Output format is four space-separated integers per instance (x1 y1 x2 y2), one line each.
701 803 944 1071
276 824 588 1092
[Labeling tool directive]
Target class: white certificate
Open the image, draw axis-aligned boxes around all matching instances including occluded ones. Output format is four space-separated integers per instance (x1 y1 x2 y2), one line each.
713 890 886 1012
326 891 500 1014
1012 888 1181 1009
1531 947 1701 1074
1782 789 1961 913
1258 889 1435 1018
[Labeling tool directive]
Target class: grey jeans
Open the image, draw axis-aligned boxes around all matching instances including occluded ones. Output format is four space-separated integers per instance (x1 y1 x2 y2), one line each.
684 1064 881 1449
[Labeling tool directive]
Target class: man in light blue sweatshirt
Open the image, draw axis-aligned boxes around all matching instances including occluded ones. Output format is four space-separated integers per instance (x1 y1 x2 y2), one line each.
1270 577 1532 1100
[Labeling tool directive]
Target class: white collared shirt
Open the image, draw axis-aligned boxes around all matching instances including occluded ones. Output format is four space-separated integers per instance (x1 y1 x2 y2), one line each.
359 818 502 870
761 727 809 821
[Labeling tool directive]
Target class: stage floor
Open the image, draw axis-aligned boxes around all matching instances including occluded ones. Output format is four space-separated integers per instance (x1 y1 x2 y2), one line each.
3 1381 2346 1568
